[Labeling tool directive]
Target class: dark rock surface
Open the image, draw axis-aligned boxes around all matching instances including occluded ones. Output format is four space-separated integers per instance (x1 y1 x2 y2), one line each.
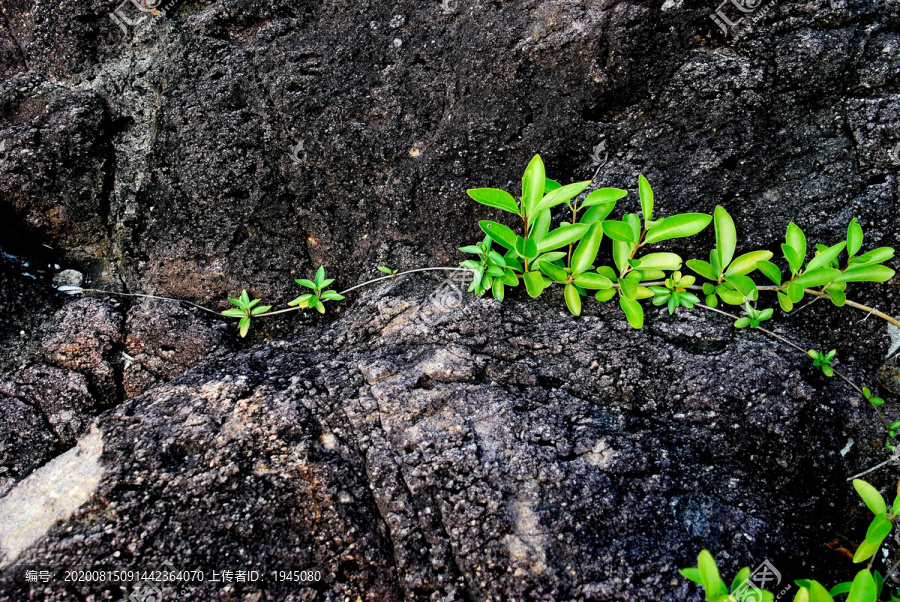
0 275 885 599
0 0 898 597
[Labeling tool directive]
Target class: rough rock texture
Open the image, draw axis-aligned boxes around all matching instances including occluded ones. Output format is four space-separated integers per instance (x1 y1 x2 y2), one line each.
0 0 899 597
0 275 883 599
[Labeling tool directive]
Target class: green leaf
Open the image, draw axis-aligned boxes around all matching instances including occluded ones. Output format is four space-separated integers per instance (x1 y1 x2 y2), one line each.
534 180 592 214
544 178 561 192
787 282 804 303
786 222 807 266
705 294 718 308
250 305 272 315
644 213 712 244
854 479 887 516
696 550 727 600
806 581 836 602
846 569 877 601
624 213 642 242
487 250 507 267
222 308 246 317
573 272 613 289
613 240 631 274
540 262 569 283
564 284 582 316
467 188 520 215
602 220 638 244
634 252 682 271
714 206 736 269
531 209 552 242
377 265 395 274
829 582 852 597
782 244 802 274
725 251 774 277
580 203 616 225
853 247 894 266
866 514 893 544
725 274 758 301
757 261 783 286
315 266 326 287
492 279 505 301
571 222 605 273
515 236 539 260
500 269 519 286
238 316 251 338
523 271 544 298
807 241 847 272
638 174 654 223
619 277 638 300
537 224 590 252
793 268 841 287
734 317 751 328
848 218 863 257
686 260 717 281
716 285 746 305
836 265 895 283
680 567 703 585
288 293 314 307
479 221 518 251
583 188 627 208
595 288 617 302
522 154 546 216
619 296 644 329
320 290 345 301
320 278 335 289
239 290 250 306
730 568 751 593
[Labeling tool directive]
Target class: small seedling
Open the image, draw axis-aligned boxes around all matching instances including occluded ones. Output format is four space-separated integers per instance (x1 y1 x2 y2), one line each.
808 349 837 377
650 271 701 314
221 290 271 337
377 266 399 275
734 302 773 329
289 266 344 314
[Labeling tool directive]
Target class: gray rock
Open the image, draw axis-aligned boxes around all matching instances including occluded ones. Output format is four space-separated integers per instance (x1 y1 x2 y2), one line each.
0 275 878 599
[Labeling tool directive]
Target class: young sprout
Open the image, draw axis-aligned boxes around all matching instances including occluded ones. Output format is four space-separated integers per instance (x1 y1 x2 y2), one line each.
733 302 773 329
289 266 345 314
808 349 837 377
222 289 271 337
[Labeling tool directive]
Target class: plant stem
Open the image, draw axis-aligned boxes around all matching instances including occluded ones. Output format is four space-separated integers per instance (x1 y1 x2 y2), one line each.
76 267 472 320
252 267 471 318
77 289 224 316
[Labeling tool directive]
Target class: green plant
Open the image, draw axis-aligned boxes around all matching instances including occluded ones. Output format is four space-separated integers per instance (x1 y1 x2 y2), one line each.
288 266 345 315
222 290 271 337
679 550 773 601
683 480 900 602
808 349 837 377
848 479 898 564
649 271 701 314
734 302 774 329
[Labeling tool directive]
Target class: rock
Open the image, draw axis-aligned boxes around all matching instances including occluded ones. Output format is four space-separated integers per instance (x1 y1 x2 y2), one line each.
123 300 229 398
39 297 124 406
51 270 83 288
0 275 873 599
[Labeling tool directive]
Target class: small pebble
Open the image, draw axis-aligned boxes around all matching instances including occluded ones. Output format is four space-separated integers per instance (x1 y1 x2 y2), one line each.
53 269 84 287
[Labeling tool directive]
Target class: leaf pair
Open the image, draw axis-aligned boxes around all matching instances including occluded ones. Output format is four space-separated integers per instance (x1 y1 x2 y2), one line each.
849 479 899 564
222 289 272 337
461 235 520 300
